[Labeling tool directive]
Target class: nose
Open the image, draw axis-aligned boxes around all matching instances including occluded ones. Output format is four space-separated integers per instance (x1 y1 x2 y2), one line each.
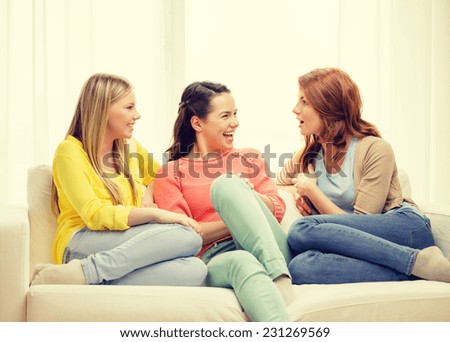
133 110 141 121
230 116 239 127
293 103 302 120
293 101 302 115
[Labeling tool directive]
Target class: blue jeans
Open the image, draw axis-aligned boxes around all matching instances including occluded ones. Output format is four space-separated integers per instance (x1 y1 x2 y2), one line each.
287 203 435 284
207 175 292 322
63 223 207 286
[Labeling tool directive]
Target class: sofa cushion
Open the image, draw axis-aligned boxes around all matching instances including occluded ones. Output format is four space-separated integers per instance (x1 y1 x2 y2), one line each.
288 280 450 322
27 285 248 322
26 280 450 322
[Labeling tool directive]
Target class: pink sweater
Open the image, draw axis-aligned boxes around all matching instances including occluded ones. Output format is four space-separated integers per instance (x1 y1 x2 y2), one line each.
154 148 286 255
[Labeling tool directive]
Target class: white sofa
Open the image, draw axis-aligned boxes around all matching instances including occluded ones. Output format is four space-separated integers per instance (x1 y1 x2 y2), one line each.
1 164 450 322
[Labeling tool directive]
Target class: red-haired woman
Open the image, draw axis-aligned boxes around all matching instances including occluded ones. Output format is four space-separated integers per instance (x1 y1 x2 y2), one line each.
278 68 450 284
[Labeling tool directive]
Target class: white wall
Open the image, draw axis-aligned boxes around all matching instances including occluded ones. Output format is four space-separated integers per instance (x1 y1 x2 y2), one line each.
183 0 450 205
1 0 449 208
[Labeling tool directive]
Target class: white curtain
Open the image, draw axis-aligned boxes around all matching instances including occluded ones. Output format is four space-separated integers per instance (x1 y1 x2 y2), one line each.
1 0 183 206
1 0 449 208
183 0 450 207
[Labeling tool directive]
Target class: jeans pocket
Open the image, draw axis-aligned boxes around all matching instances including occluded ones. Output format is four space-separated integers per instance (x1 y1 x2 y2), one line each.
62 247 87 263
62 247 71 264
63 228 90 263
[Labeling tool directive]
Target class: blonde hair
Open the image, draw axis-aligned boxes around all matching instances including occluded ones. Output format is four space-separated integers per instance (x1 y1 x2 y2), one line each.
51 73 138 214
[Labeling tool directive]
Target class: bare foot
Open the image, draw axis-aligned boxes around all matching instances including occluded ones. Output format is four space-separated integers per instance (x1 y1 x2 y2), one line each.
412 246 450 282
274 275 296 307
31 259 86 285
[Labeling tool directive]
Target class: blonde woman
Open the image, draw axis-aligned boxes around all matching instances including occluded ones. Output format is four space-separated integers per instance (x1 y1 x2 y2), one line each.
31 73 206 286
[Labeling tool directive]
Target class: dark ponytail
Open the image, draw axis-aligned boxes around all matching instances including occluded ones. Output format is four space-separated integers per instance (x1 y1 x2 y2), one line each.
166 81 230 161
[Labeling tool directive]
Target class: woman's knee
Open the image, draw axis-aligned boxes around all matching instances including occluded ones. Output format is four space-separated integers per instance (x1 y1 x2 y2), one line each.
155 257 207 286
207 250 267 286
287 217 319 252
409 215 435 249
210 174 243 204
183 257 208 285
170 224 203 256
288 251 322 285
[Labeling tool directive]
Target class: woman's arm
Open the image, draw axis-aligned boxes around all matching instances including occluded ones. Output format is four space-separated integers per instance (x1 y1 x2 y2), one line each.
140 181 158 208
240 175 275 213
276 149 303 185
247 151 286 222
198 221 229 245
127 207 201 234
353 139 397 214
154 163 231 246
297 182 346 215
53 154 134 230
294 164 346 215
257 194 275 213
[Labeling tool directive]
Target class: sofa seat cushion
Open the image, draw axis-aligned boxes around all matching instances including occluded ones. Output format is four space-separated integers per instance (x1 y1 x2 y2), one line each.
27 285 248 322
289 280 450 322
27 280 450 322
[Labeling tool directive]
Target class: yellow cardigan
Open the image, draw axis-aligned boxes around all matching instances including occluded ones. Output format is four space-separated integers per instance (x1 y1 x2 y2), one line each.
51 135 160 263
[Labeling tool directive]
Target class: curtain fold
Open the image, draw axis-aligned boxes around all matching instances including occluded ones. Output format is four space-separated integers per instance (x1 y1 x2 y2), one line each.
1 0 180 206
1 0 449 208
183 0 450 207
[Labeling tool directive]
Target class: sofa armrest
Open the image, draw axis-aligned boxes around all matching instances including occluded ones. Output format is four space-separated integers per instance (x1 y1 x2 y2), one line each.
0 205 29 321
420 204 450 257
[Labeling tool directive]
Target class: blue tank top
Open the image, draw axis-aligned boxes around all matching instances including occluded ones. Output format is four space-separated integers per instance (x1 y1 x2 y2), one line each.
315 137 357 213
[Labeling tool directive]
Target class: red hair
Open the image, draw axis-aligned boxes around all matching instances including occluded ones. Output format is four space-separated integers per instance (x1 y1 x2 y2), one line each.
297 68 381 172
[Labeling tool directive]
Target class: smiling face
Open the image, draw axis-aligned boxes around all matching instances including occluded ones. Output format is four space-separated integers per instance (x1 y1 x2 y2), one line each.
105 90 140 141
292 89 324 137
194 92 239 156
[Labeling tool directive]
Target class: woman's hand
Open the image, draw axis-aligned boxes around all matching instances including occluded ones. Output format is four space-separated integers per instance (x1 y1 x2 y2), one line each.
292 164 347 215
151 208 203 236
293 164 317 197
296 196 313 216
237 173 275 213
293 164 318 216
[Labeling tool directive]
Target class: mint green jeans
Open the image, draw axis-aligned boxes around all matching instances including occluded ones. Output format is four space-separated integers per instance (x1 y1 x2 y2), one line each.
204 174 292 321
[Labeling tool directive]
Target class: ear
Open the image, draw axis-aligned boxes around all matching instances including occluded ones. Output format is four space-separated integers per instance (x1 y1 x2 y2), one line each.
190 116 203 132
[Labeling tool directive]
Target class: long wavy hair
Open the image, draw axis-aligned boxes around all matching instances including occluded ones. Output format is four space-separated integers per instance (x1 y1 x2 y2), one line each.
51 73 138 214
297 68 381 172
165 81 230 161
